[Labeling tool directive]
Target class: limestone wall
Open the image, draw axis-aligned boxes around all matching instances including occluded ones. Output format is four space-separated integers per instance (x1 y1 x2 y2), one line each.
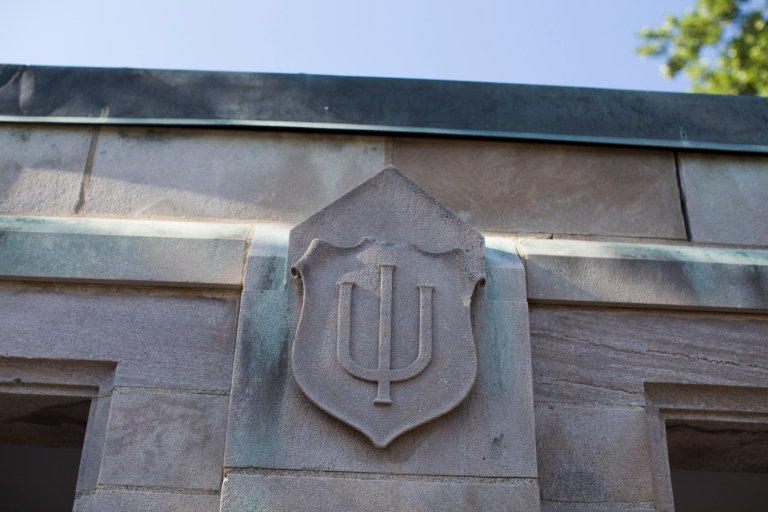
1 119 767 512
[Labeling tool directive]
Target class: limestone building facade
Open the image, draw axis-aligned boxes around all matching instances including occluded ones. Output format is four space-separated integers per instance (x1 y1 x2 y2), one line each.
0 65 767 511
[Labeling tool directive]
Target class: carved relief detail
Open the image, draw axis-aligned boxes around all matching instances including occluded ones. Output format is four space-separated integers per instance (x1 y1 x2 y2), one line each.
290 237 483 447
337 264 433 405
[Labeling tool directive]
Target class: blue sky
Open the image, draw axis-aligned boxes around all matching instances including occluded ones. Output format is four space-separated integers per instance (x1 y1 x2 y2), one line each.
2 0 694 92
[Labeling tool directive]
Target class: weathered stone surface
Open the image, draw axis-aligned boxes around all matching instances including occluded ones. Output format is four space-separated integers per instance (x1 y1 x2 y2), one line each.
77 395 111 492
393 138 686 238
485 236 528 303
0 286 239 390
541 507 651 512
291 239 483 448
99 391 229 490
83 128 385 221
645 382 768 415
0 125 91 214
0 355 115 392
680 153 768 246
288 166 486 273
73 490 220 512
535 404 653 504
285 166 490 448
0 216 250 287
221 472 540 512
225 246 537 477
243 223 292 292
530 306 768 406
521 238 768 311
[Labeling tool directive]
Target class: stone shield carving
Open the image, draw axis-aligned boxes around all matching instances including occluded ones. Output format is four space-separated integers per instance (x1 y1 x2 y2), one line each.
291 237 484 448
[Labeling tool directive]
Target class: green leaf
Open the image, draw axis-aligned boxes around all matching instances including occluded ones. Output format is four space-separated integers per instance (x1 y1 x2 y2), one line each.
636 0 768 95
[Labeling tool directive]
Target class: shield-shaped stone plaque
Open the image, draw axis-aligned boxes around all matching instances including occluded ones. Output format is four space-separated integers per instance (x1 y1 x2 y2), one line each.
291 237 484 448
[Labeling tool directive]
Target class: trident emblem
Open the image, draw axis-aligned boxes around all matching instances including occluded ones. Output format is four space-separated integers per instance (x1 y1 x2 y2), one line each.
337 264 433 405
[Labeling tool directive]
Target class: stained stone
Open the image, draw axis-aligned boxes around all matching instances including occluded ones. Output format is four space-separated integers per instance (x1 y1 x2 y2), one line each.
535 404 654 504
98 391 229 490
0 216 250 287
224 167 538 478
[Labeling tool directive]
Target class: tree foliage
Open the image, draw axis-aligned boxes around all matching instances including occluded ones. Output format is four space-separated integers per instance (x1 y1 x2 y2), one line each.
637 0 768 95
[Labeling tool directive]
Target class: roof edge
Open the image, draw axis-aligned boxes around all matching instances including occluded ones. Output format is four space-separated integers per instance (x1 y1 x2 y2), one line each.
2 65 767 154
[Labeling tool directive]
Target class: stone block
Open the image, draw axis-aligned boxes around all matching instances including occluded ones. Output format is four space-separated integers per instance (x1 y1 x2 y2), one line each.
99 390 229 490
521 238 768 312
73 490 220 512
77 395 111 492
224 285 537 477
0 356 115 392
530 306 768 406
83 128 385 221
0 216 250 287
535 404 653 505
0 286 239 390
680 153 768 246
242 223 292 292
485 236 528 303
220 472 540 512
541 508 651 512
392 137 685 238
0 125 91 214
645 382 768 415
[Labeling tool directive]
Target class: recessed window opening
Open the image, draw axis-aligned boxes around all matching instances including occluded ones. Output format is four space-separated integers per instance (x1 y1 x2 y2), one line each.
0 392 91 512
667 419 768 512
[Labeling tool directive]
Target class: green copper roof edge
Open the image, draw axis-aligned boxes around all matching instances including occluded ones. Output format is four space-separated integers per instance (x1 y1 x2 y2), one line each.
2 115 767 154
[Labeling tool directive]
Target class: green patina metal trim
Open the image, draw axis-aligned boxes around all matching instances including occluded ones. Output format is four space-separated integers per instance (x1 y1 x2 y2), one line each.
2 115 768 155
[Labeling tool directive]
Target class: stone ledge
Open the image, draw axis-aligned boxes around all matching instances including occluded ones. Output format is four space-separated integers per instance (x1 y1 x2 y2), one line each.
221 471 540 512
540 504 654 512
521 238 768 312
73 489 220 512
0 216 250 287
